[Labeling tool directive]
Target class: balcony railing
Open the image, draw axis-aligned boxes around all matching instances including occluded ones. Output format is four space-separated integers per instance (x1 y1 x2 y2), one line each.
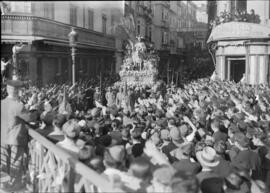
1 15 115 50
209 11 261 29
26 128 123 193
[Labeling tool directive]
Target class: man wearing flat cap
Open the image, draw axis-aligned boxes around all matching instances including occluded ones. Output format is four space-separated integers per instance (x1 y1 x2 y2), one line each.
1 79 31 188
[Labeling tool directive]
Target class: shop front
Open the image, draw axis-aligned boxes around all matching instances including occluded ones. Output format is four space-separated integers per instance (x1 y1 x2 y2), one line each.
207 22 270 84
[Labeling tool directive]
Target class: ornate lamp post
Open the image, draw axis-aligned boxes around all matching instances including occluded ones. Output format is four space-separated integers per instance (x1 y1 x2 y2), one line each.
68 27 78 85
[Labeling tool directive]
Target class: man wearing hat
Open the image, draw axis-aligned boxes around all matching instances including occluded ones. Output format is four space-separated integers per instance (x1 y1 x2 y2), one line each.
196 146 221 183
1 79 31 188
171 142 201 175
231 132 262 179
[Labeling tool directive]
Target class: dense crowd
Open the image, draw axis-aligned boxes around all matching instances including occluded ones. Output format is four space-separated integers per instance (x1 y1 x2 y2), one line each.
1 75 270 193
209 9 261 29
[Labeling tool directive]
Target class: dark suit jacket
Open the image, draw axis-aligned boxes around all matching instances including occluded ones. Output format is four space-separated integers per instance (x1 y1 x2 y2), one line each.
172 159 202 175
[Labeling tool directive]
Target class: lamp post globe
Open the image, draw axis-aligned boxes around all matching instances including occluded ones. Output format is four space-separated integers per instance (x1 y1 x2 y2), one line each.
68 27 78 46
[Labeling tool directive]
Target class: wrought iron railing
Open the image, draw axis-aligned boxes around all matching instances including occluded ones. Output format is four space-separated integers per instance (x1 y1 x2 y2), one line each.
1 15 115 49
27 128 122 193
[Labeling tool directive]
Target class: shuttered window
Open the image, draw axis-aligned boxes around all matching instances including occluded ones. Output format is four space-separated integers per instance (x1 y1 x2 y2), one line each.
102 14 107 34
88 10 94 30
70 5 77 26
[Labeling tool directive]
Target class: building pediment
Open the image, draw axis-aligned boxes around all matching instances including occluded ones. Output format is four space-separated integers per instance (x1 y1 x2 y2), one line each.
207 22 270 43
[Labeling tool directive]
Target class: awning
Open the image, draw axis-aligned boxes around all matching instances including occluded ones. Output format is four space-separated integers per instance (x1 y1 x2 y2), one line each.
207 22 270 43
1 35 115 51
43 40 115 51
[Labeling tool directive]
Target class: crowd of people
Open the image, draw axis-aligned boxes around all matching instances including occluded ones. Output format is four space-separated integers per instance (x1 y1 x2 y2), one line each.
1 73 270 193
209 9 261 29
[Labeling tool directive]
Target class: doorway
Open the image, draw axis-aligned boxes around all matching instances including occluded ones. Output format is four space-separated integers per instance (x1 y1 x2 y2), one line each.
227 57 246 83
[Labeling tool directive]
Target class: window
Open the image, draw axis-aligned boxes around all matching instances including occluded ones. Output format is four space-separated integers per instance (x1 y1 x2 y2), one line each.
137 20 141 35
163 9 168 20
10 2 31 13
82 8 85 28
102 14 107 34
44 3 49 18
70 5 77 26
162 31 168 44
88 10 94 29
162 8 164 20
44 3 54 19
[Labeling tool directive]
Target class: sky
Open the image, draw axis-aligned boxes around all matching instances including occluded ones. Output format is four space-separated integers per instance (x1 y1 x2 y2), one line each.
80 1 124 9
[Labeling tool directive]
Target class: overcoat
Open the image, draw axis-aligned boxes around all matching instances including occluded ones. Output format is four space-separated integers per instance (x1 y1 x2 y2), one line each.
1 97 31 147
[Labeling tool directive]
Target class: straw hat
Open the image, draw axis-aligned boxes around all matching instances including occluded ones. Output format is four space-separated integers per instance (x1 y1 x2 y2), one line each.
196 146 219 167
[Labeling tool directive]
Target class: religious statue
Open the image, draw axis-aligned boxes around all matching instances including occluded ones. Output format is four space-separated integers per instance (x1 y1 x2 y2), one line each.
115 15 159 87
133 36 147 71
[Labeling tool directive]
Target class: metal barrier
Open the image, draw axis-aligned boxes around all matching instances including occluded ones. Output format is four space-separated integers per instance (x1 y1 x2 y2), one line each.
27 129 122 193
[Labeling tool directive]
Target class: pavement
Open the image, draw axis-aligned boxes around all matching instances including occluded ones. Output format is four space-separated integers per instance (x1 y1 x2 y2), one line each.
0 172 32 193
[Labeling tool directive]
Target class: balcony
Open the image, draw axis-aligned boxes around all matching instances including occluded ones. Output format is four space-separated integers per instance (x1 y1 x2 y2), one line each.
209 11 262 29
1 15 115 50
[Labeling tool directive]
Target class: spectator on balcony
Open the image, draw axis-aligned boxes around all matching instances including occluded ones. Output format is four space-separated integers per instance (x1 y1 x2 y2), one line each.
249 9 257 23
234 9 242 22
241 10 248 22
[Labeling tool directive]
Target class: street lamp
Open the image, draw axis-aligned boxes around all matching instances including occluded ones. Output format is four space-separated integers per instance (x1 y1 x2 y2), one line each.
68 27 78 85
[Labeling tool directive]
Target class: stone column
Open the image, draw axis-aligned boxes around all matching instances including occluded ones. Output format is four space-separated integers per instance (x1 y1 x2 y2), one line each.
219 56 226 80
249 55 256 85
258 55 267 84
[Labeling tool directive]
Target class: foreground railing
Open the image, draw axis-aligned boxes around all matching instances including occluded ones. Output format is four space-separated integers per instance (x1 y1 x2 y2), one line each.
28 129 122 193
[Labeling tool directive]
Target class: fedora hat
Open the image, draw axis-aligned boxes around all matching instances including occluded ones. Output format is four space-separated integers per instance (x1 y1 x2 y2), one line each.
196 146 219 167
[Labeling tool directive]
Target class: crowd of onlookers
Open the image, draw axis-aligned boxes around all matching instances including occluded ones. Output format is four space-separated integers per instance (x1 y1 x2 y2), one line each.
2 74 270 193
209 9 261 29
